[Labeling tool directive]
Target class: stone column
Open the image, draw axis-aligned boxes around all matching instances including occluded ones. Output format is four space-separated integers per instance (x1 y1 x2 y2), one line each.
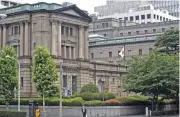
0 26 2 49
2 24 6 46
78 26 83 59
64 45 66 58
51 20 57 56
24 21 29 56
73 47 76 59
69 46 71 59
84 26 89 59
20 22 24 56
58 21 62 57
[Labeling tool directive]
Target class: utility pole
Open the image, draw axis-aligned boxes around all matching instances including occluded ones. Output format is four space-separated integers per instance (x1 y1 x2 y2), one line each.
59 61 63 117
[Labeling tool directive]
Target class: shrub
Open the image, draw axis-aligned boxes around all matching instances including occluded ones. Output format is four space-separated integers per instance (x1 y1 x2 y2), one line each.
71 97 84 106
72 93 81 98
106 92 116 100
99 93 108 101
84 100 102 106
117 96 150 106
0 111 26 117
80 83 99 93
81 92 94 101
93 93 101 100
103 99 120 106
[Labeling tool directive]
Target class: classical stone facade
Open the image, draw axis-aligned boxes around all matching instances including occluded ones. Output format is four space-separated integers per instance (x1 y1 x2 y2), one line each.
0 2 128 97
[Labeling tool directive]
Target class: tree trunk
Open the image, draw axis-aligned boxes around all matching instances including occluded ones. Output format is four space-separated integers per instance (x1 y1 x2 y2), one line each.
43 93 46 117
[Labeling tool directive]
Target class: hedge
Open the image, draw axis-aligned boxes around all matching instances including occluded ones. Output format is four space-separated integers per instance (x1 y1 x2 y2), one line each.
0 111 26 117
0 96 175 107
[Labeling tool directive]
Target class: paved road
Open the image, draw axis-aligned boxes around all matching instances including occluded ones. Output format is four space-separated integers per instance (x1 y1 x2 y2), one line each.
120 115 179 117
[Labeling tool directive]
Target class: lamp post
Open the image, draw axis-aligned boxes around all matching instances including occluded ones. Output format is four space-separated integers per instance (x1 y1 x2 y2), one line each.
6 55 20 111
59 61 63 117
101 77 105 101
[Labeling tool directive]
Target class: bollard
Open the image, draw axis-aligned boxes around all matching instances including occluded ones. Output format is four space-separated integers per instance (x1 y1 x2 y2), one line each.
145 107 148 116
149 110 152 116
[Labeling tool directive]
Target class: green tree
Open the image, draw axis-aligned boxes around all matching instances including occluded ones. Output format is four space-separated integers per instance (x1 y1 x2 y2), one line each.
0 46 18 110
123 51 179 111
155 29 179 53
80 83 99 93
32 46 59 116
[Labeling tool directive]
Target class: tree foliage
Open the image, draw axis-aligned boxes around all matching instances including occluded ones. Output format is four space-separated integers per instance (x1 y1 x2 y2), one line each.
80 83 99 93
122 51 179 108
155 29 179 53
0 46 18 108
32 46 59 98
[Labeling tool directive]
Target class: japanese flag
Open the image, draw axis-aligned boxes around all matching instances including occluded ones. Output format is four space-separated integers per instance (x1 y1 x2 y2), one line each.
119 47 124 58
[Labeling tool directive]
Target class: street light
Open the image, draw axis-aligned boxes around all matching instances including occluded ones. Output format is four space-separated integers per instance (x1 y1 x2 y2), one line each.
6 55 20 111
59 61 63 117
101 77 105 101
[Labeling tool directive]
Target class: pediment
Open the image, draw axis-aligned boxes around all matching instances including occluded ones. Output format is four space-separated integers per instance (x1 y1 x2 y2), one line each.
61 9 82 17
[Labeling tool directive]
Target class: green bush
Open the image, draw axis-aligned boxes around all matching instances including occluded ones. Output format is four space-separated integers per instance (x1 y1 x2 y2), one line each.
0 111 26 117
117 96 150 106
93 93 108 101
84 100 102 106
106 92 116 100
72 93 81 98
71 97 84 106
80 83 99 93
81 92 94 101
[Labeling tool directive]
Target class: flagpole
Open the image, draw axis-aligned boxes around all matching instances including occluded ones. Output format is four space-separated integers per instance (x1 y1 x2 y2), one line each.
124 43 126 66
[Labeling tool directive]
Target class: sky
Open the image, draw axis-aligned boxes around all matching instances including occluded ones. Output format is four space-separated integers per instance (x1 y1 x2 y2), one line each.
19 0 106 14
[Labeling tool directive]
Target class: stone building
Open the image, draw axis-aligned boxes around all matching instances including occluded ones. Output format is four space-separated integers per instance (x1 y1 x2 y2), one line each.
0 2 128 97
89 18 179 64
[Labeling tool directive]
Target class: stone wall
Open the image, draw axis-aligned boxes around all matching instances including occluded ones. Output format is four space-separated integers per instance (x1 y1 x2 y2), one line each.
0 105 146 117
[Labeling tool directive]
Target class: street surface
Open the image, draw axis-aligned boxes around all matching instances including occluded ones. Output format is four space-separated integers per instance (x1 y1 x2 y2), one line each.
120 115 179 117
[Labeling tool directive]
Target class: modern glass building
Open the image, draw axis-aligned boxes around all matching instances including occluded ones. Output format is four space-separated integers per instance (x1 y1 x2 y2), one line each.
94 0 180 17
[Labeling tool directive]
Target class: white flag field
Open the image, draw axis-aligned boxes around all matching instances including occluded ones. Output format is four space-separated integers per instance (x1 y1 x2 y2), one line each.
119 46 124 58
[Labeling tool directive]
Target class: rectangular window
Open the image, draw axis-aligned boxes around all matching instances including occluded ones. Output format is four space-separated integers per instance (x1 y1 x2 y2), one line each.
162 28 165 32
34 43 36 49
11 27 13 35
136 31 139 35
106 23 108 27
124 17 128 20
102 23 104 28
154 14 156 19
21 77 23 87
160 16 162 21
139 49 142 55
130 16 133 21
66 27 69 35
19 26 20 34
13 45 17 54
145 30 148 34
157 15 159 20
141 15 145 19
171 27 174 29
61 26 64 35
135 16 139 20
153 29 156 33
128 50 131 55
163 17 165 21
70 27 73 36
166 18 168 21
91 53 94 59
120 33 123 36
109 52 112 57
128 32 131 35
147 14 151 19
14 26 19 35
71 47 73 59
63 75 67 87
118 51 120 56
